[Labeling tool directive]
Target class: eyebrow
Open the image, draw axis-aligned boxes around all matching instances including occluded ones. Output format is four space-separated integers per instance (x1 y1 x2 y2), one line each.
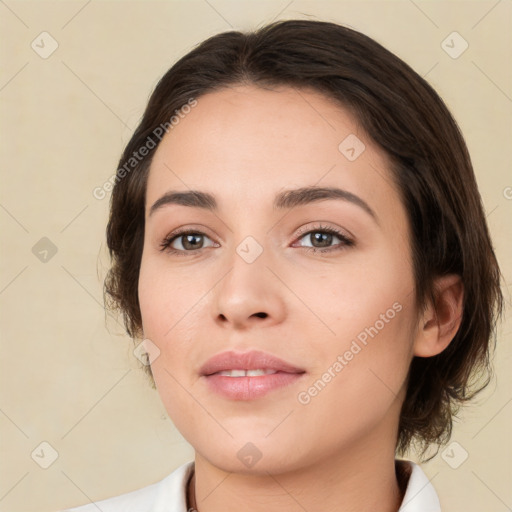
149 186 378 222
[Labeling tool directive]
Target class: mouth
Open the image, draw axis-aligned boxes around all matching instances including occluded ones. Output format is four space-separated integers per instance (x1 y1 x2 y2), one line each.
200 350 306 400
214 369 279 377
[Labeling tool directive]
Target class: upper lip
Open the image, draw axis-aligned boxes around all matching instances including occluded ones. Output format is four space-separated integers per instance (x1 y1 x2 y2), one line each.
199 350 306 376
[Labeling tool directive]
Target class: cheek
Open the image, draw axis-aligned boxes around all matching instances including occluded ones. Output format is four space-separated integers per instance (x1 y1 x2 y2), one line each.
292 304 415 454
293 250 416 412
138 251 209 340
291 248 414 344
138 252 212 404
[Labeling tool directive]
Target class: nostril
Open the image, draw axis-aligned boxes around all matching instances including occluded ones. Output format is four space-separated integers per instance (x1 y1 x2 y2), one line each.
254 312 268 318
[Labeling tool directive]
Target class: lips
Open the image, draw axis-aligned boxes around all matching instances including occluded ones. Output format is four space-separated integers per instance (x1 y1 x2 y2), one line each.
200 350 306 400
199 350 305 376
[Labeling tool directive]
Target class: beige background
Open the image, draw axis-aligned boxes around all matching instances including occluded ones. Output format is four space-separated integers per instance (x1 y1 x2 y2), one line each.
0 1 511 511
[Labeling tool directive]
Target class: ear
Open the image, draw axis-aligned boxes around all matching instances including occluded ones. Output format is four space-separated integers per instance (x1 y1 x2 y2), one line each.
413 274 464 357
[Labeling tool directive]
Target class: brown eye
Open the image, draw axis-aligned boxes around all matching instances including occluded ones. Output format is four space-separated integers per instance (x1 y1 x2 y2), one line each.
304 231 335 248
160 231 216 253
294 226 354 253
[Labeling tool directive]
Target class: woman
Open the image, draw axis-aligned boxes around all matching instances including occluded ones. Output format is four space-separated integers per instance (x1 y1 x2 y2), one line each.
64 19 502 512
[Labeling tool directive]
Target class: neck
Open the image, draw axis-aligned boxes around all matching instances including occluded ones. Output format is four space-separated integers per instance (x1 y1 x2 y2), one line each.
189 432 404 512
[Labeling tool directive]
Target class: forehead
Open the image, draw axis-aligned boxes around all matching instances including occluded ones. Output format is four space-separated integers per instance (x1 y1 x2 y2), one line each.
146 85 403 223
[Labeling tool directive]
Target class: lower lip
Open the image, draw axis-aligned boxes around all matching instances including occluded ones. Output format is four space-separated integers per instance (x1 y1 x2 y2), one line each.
203 372 305 400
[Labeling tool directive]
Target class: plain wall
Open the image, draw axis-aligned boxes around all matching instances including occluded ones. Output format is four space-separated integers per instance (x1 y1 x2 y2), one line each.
0 1 510 511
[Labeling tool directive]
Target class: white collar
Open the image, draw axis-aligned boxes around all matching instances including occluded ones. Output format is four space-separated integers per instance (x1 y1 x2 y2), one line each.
398 461 441 512
64 459 441 511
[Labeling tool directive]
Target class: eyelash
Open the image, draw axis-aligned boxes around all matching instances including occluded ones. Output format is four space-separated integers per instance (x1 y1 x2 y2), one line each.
159 224 354 256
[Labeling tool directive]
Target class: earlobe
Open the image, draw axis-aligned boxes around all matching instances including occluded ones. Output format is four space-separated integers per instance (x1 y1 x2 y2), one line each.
413 274 464 358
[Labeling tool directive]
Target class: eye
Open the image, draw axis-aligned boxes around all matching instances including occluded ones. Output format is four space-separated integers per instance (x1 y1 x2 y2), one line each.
292 224 354 254
159 223 354 256
159 229 217 254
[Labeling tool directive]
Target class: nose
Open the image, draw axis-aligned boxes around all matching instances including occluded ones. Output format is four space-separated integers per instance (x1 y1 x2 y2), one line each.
211 240 287 330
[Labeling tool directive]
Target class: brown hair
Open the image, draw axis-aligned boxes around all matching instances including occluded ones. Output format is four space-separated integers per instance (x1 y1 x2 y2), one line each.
104 19 503 457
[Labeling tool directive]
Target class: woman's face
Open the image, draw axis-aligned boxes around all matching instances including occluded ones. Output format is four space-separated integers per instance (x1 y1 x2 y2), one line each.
138 85 420 473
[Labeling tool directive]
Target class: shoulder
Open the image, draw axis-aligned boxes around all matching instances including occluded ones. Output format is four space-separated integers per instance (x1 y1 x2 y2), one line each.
61 461 194 512
398 460 441 512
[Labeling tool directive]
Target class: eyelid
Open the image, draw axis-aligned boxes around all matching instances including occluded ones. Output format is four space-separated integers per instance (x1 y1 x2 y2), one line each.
160 224 219 242
293 222 354 241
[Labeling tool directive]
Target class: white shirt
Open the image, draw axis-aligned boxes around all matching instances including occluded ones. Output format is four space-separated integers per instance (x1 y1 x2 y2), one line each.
62 460 441 512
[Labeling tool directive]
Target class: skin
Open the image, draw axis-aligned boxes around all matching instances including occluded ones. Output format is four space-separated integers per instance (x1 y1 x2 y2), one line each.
138 85 463 512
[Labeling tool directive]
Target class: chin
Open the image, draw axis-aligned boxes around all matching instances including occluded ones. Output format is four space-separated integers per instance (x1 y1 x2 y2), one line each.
202 445 303 475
